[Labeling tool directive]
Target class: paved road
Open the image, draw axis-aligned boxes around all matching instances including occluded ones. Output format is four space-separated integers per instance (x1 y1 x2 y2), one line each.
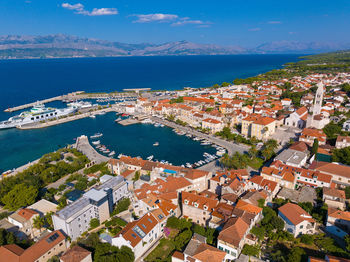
151 117 248 155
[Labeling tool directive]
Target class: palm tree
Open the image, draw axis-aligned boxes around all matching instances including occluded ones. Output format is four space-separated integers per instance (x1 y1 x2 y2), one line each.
33 215 45 230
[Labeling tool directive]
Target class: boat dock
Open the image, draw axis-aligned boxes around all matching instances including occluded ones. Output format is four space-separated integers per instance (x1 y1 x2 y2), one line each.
74 135 110 164
117 118 140 126
4 95 64 112
3 91 138 112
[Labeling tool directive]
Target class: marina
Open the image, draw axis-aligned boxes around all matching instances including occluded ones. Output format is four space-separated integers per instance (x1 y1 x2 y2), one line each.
0 112 218 172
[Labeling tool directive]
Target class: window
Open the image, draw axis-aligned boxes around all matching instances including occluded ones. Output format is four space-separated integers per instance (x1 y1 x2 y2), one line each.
300 225 303 229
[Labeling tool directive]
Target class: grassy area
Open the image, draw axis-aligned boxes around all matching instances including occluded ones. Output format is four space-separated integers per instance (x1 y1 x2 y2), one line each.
144 238 176 262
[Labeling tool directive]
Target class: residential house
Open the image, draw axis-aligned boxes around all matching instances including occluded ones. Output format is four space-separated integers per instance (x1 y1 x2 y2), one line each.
327 208 350 232
202 118 224 134
274 148 308 168
7 208 41 239
0 230 68 262
278 203 316 237
60 245 92 262
246 176 280 199
112 210 165 260
217 217 250 260
335 136 350 149
241 115 276 140
309 161 350 187
299 128 327 146
174 233 229 262
323 187 346 211
181 191 219 227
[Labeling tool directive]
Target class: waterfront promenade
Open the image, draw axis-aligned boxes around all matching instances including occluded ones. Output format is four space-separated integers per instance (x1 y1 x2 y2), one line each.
150 116 248 155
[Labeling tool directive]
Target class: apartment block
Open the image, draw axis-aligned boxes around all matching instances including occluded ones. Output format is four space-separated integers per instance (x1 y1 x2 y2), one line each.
53 175 128 240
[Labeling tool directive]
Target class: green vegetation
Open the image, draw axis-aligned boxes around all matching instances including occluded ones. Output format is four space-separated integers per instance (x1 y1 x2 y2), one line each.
175 119 188 126
242 244 260 257
133 171 140 182
32 215 46 229
83 162 110 175
286 51 350 74
0 228 33 249
332 146 350 165
0 148 89 210
215 126 260 145
311 139 319 155
112 198 131 215
144 238 175 262
146 217 218 262
89 218 100 229
169 96 184 104
220 139 277 170
77 232 134 262
2 184 38 211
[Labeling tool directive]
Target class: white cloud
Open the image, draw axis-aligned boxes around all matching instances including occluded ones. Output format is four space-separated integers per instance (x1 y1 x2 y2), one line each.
249 27 261 31
267 21 282 24
62 3 118 16
132 13 178 23
89 8 118 16
130 13 211 27
62 3 84 11
172 18 207 26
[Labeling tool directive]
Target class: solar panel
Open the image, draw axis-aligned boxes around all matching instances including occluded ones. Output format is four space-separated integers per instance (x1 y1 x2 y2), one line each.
47 233 59 243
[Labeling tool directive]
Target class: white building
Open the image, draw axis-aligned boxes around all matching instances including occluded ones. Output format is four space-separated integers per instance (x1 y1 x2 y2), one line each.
278 203 316 237
52 176 128 240
112 209 166 260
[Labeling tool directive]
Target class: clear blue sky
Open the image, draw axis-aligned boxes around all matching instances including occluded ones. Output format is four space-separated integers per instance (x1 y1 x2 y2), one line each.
1 0 349 46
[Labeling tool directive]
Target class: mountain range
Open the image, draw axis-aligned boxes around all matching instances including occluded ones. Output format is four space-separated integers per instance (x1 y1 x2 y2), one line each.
0 34 349 59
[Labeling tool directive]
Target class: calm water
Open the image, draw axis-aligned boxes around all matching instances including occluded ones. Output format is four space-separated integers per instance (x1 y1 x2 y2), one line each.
0 55 301 171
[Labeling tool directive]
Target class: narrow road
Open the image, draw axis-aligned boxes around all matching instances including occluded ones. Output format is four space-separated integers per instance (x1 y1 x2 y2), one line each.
151 116 248 155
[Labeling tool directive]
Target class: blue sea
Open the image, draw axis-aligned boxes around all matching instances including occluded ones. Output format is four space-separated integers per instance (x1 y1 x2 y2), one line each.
0 55 301 171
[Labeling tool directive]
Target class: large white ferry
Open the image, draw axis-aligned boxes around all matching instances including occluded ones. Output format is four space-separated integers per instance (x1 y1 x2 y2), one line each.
0 103 77 130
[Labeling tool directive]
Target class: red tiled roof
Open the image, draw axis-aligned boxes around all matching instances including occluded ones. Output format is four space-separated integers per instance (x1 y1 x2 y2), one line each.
60 246 91 262
278 203 314 225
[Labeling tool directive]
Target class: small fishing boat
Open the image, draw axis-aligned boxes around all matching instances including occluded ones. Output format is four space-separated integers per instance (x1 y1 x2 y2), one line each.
147 155 154 161
108 151 115 157
153 142 159 146
90 133 103 139
92 140 100 145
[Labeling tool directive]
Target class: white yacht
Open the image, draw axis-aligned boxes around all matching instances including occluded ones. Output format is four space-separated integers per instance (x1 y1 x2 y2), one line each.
0 103 77 130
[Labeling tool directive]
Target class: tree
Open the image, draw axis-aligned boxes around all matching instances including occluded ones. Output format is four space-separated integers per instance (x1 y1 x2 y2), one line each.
113 198 131 215
251 226 265 241
248 145 258 159
332 147 350 165
241 244 260 257
298 202 313 214
133 171 140 182
1 184 38 211
45 212 54 230
300 234 314 245
33 215 45 230
311 139 319 155
174 229 192 251
287 247 306 262
89 218 100 229
345 234 350 252
257 199 265 208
